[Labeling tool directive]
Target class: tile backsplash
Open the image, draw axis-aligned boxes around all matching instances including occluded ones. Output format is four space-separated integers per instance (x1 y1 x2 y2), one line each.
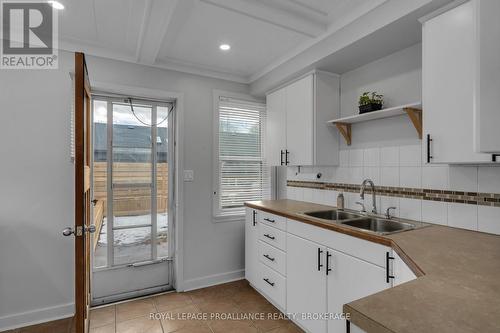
285 144 500 235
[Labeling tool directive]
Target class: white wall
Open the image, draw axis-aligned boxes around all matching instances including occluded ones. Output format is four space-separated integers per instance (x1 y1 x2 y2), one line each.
0 50 252 330
285 43 500 235
0 51 75 329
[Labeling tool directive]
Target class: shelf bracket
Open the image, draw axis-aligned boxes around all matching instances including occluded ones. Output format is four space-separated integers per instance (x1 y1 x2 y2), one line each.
404 107 422 139
335 122 351 145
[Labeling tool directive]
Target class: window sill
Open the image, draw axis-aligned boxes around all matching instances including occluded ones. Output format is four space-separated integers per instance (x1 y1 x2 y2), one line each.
213 214 245 223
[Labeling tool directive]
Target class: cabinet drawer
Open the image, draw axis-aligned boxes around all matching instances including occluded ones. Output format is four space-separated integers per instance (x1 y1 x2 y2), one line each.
259 211 286 231
258 240 286 276
258 262 286 310
287 219 390 268
259 223 286 251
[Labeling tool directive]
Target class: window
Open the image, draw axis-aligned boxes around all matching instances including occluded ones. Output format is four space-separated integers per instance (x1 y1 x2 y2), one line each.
214 93 269 219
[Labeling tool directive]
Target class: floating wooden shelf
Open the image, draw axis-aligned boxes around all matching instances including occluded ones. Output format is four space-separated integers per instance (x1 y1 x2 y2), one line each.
327 102 422 145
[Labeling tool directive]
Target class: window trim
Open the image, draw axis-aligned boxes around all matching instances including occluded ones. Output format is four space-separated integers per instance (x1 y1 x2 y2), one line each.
212 90 266 222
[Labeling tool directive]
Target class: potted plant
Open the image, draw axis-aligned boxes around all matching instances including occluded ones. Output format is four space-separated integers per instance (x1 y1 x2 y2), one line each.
358 92 384 114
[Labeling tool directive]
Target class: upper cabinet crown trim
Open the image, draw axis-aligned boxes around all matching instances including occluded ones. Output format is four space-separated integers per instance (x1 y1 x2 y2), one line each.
265 69 340 95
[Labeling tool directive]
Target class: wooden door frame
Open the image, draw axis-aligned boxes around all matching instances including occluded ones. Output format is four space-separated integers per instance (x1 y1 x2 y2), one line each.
74 52 91 333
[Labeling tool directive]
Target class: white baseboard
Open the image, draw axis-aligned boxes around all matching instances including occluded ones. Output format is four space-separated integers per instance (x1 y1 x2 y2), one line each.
0 302 74 332
181 269 245 292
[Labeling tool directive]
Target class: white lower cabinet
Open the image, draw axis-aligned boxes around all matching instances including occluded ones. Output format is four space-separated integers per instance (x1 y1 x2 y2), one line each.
245 210 417 333
327 249 388 333
286 234 328 333
246 208 287 311
245 208 259 287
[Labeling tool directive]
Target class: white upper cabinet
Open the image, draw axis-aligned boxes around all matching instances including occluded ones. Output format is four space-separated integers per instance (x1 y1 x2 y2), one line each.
422 0 496 164
473 0 500 154
266 88 287 166
265 71 340 166
286 75 314 166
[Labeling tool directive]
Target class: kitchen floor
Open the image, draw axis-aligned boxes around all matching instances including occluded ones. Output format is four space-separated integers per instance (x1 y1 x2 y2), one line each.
90 279 304 333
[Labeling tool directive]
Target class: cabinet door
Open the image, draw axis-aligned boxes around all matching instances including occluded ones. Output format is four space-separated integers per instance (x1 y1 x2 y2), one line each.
266 88 287 166
245 208 259 286
287 233 327 333
327 249 389 333
393 251 416 286
474 0 500 153
286 75 314 166
422 1 491 163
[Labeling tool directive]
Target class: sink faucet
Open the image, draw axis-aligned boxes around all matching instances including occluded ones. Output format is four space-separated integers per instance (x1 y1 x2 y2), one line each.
360 179 377 214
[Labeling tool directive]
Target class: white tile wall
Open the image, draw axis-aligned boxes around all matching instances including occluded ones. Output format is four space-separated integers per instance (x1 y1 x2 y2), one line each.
448 203 478 231
399 198 422 221
449 166 477 192
478 167 500 193
478 206 500 235
422 165 449 190
380 146 399 166
422 200 448 226
400 167 421 188
349 149 364 167
380 167 399 187
286 144 500 235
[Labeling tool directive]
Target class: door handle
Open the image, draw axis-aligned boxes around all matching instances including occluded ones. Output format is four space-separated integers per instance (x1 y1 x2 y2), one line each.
62 227 75 237
252 210 257 226
280 150 284 165
91 199 98 206
86 224 97 233
285 150 290 165
263 234 275 240
63 225 96 237
263 218 275 223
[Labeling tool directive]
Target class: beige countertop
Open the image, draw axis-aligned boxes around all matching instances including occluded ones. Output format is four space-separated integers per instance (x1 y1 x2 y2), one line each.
245 199 500 333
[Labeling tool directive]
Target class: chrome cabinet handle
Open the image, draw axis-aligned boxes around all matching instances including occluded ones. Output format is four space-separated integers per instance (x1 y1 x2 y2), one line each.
263 234 275 240
263 254 275 262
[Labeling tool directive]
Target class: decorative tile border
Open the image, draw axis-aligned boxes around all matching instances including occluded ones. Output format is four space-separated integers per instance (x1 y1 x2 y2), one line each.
287 180 500 207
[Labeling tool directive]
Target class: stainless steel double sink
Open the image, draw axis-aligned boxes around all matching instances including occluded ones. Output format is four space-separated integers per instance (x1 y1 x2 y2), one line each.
300 209 416 235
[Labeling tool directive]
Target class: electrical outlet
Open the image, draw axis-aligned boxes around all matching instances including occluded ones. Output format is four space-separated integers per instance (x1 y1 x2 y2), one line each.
183 170 194 182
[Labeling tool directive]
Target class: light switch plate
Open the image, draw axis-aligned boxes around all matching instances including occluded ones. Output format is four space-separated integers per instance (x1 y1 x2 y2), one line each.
183 170 194 182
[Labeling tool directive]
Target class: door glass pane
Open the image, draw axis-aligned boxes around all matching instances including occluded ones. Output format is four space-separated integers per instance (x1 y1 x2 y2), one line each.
113 227 152 265
157 105 169 258
93 100 108 268
112 102 153 265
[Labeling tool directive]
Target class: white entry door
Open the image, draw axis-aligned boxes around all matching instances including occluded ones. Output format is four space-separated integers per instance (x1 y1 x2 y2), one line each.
91 95 175 305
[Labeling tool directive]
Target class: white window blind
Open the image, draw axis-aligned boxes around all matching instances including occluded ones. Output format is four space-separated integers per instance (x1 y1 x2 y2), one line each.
216 96 269 217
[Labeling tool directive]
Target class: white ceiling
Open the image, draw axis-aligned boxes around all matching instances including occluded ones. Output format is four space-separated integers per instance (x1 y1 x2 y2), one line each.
58 0 388 83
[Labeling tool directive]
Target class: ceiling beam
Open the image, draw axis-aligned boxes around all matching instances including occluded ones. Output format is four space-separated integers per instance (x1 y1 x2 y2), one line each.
136 0 195 65
256 0 330 26
200 0 326 38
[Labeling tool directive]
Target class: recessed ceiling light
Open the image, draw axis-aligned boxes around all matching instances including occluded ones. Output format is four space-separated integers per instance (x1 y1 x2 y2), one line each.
48 1 64 10
219 44 231 51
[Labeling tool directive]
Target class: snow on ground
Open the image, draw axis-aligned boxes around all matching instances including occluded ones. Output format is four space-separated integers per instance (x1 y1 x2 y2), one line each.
93 213 169 267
